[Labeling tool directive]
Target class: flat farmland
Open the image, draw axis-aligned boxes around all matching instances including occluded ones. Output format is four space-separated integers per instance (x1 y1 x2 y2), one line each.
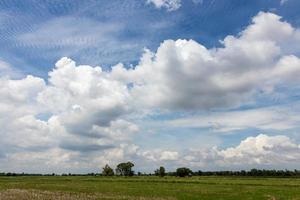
0 176 299 200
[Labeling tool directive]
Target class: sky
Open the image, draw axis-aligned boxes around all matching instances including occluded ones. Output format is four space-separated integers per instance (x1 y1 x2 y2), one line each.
0 0 300 174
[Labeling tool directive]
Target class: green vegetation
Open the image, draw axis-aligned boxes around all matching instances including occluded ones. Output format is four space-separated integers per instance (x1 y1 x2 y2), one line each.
176 167 192 177
115 162 135 176
102 164 114 176
0 176 299 200
155 166 166 177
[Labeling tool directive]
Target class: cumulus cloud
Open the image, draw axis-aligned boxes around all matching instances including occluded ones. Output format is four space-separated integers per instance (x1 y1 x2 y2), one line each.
0 58 138 173
0 75 51 166
39 58 138 157
219 134 300 166
139 134 300 169
38 57 131 133
140 150 179 161
147 0 181 11
160 151 179 161
112 12 300 111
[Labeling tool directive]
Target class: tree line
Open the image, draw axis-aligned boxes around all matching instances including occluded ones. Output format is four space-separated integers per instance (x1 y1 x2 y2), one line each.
100 162 300 177
1 162 300 177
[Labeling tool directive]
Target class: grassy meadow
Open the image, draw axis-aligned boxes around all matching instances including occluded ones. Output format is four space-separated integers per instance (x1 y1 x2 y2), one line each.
0 176 299 200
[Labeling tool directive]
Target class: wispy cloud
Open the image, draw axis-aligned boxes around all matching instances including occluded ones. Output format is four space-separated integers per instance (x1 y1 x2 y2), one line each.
192 0 204 4
18 17 122 48
0 59 22 78
15 17 143 66
146 0 181 11
280 0 288 5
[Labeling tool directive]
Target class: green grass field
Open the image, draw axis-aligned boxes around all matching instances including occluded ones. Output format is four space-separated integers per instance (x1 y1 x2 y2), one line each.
0 176 299 200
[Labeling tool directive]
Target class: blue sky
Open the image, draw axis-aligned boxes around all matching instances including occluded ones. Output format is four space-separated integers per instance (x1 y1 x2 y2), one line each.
1 0 300 77
0 0 300 173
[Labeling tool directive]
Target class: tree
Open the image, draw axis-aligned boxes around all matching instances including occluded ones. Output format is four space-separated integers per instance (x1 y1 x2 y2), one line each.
197 170 203 176
116 162 134 176
102 164 114 176
155 166 166 177
176 167 192 177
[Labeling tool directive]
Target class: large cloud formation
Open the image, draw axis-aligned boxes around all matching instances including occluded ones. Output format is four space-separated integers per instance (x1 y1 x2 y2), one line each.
0 58 138 173
0 12 300 172
139 134 300 169
112 12 300 110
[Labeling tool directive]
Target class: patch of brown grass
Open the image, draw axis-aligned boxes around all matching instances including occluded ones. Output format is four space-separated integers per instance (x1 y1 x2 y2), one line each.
0 189 176 200
266 195 277 200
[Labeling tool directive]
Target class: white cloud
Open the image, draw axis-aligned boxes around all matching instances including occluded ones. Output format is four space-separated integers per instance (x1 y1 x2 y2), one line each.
0 75 51 166
16 17 144 66
0 60 10 74
0 59 20 77
147 0 181 11
219 134 300 166
0 58 138 173
169 105 300 132
112 12 300 111
280 0 288 5
139 134 300 169
138 150 179 162
0 11 11 27
38 57 137 156
18 17 122 48
160 151 179 161
192 0 203 4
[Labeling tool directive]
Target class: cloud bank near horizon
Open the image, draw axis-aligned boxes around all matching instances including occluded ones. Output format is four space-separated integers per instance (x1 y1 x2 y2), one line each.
1 12 300 173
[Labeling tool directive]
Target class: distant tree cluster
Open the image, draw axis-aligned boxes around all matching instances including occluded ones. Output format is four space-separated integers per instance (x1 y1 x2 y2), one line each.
154 166 166 177
199 169 300 177
102 162 135 177
176 167 193 177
